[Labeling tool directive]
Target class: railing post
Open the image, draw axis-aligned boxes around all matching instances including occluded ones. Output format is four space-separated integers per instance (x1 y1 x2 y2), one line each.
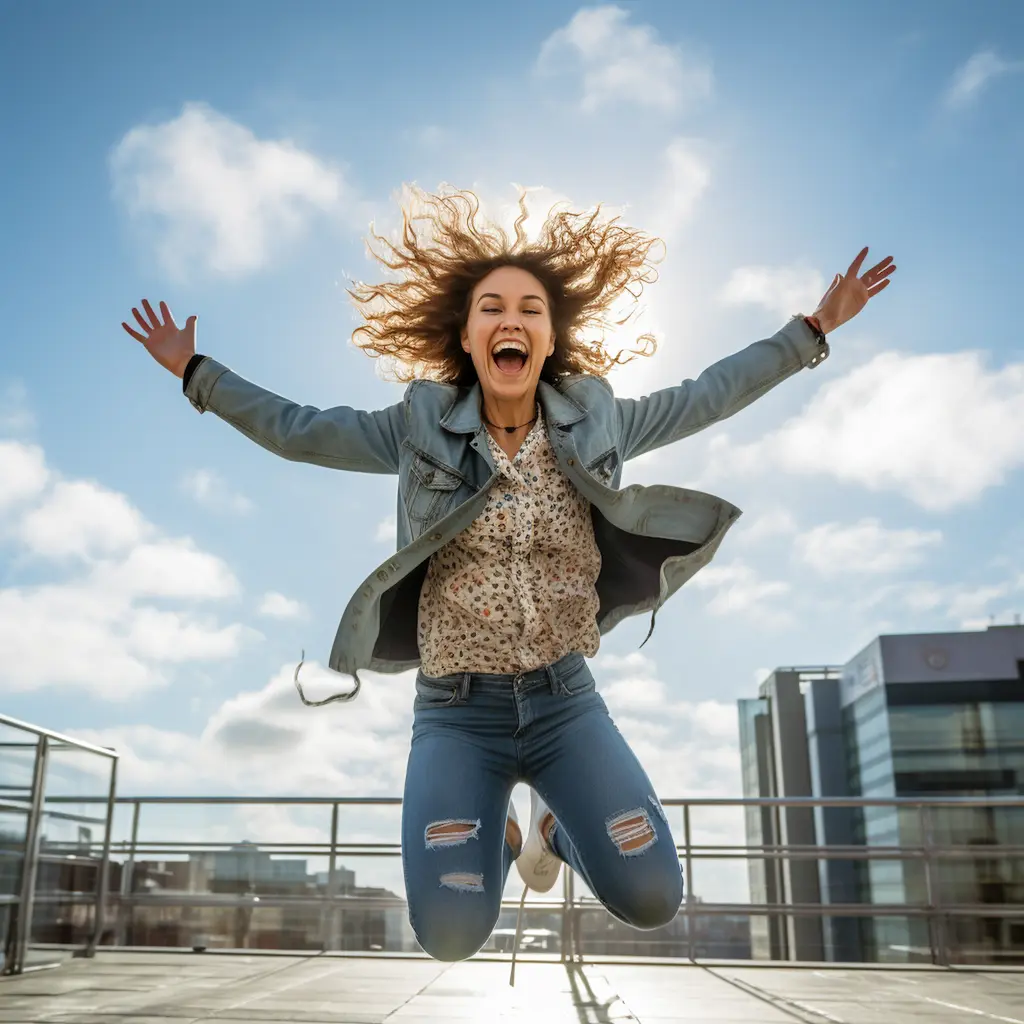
320 803 340 952
10 735 49 975
920 802 948 966
86 753 118 956
115 801 141 946
683 802 695 962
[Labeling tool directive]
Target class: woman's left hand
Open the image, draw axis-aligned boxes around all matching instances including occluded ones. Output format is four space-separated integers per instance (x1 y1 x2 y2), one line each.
812 247 896 335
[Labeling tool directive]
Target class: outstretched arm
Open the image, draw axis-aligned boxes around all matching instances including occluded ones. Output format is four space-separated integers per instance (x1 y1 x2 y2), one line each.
123 299 407 475
616 247 895 461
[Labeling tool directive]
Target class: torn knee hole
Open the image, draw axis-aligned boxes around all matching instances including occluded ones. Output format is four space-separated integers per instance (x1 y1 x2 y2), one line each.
439 872 484 893
607 808 657 855
425 818 481 849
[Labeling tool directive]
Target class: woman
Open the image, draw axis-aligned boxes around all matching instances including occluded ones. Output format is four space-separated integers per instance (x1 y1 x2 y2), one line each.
122 188 895 978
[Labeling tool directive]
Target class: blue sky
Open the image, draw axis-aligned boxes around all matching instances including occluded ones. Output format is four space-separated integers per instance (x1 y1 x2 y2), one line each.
2 1 1023 899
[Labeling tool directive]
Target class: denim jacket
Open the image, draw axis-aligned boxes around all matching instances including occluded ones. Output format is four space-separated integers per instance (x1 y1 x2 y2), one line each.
183 315 828 700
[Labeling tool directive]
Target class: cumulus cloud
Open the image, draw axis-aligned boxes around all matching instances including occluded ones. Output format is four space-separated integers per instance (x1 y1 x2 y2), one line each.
703 350 1024 510
717 263 826 320
732 507 798 547
0 441 255 698
181 468 253 515
796 518 943 577
859 573 1024 631
110 102 362 280
17 480 149 559
0 440 49 511
78 658 415 797
658 138 713 237
258 591 307 619
687 559 793 624
0 381 35 434
944 50 1024 110
536 5 711 114
374 514 397 545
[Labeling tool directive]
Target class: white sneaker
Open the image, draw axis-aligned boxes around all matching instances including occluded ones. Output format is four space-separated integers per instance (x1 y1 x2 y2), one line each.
514 788 561 893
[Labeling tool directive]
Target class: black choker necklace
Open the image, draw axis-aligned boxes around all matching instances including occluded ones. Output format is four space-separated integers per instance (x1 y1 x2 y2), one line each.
483 413 537 434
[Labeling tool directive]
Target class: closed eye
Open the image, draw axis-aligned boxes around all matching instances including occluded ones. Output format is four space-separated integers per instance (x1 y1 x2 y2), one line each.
483 308 541 314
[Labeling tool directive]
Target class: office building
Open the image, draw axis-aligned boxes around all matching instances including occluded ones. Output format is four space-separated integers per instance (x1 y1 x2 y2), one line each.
739 624 1024 964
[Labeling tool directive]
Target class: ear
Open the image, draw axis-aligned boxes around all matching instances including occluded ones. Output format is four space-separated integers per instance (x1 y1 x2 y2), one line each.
546 331 556 358
460 329 471 354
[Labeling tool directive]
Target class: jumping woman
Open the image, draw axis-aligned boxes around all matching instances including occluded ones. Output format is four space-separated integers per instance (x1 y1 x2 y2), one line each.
122 187 895 980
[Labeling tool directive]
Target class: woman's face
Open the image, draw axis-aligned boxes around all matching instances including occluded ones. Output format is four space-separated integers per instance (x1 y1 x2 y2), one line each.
461 265 555 406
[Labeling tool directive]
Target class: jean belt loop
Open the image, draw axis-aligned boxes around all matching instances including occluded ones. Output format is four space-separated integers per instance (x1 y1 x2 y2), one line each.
545 663 560 695
459 672 472 701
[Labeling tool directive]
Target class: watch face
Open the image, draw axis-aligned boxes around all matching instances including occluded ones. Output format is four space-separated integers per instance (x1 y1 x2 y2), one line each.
924 648 948 670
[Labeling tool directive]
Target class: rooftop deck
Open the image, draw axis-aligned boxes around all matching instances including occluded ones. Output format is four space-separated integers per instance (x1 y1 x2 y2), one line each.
4 952 1024 1023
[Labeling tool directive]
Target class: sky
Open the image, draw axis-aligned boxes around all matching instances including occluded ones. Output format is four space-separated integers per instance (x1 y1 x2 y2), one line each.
1 0 1023 904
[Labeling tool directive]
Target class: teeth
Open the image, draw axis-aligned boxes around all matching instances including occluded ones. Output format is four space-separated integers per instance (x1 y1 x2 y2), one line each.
494 339 528 356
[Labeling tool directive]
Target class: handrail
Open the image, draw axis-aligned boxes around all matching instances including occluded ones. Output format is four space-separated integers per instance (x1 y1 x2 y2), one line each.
13 788 1024 971
42 793 1024 807
0 714 119 759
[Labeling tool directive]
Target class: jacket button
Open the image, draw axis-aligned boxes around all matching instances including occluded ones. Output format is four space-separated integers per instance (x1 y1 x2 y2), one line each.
567 458 575 466
430 532 442 541
376 570 389 582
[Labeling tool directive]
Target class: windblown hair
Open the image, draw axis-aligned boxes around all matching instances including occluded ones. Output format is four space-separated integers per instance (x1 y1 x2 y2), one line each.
348 186 664 385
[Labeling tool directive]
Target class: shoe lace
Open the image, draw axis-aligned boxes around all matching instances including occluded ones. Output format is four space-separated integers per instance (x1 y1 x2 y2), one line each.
509 886 528 987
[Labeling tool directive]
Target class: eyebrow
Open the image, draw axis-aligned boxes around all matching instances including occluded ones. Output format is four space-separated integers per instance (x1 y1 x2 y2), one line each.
476 292 547 306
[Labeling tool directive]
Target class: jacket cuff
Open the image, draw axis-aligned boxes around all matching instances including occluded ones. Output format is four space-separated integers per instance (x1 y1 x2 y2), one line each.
183 355 231 413
785 314 830 369
182 353 207 393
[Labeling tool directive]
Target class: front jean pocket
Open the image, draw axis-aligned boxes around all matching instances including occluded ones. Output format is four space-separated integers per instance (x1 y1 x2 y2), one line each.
413 675 461 709
557 662 596 698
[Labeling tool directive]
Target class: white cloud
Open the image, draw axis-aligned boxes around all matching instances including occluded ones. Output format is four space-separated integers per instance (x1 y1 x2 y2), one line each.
733 507 797 546
126 607 253 662
18 479 149 559
704 350 1024 510
110 102 359 280
0 381 35 434
258 591 307 619
181 468 253 515
0 444 253 698
91 539 240 601
536 5 711 114
374 514 397 545
944 50 1024 110
0 440 48 511
78 659 415 796
859 574 1024 631
658 138 713 236
717 263 826 320
0 581 256 698
796 518 943 577
687 559 792 623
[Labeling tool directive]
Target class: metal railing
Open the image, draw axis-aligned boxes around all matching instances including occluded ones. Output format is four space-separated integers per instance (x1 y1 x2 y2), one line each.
9 791 1024 971
0 713 118 975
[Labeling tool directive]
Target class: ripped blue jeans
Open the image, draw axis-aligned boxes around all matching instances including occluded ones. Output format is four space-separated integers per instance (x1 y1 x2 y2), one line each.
401 651 684 962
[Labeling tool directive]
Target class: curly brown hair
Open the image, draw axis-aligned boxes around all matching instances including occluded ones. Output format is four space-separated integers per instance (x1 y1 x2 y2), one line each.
347 186 664 386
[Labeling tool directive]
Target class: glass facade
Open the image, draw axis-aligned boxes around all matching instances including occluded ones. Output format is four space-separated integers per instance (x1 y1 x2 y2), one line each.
740 629 1024 965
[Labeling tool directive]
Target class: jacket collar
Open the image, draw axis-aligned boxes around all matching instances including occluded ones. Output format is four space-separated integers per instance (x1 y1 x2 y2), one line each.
440 378 588 434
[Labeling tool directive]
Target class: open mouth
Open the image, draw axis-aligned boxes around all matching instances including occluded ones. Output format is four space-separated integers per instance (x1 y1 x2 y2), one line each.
492 340 528 375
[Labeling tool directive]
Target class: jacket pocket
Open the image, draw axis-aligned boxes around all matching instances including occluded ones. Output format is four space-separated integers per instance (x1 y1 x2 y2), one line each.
406 454 462 525
585 448 620 486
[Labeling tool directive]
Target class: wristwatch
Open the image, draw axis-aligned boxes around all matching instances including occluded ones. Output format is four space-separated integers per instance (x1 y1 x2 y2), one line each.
800 315 829 368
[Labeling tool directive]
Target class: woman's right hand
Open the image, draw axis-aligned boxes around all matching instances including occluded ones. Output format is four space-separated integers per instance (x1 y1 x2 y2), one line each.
122 299 197 379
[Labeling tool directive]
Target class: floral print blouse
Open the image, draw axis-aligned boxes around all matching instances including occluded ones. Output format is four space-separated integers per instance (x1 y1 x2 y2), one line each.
416 410 602 677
